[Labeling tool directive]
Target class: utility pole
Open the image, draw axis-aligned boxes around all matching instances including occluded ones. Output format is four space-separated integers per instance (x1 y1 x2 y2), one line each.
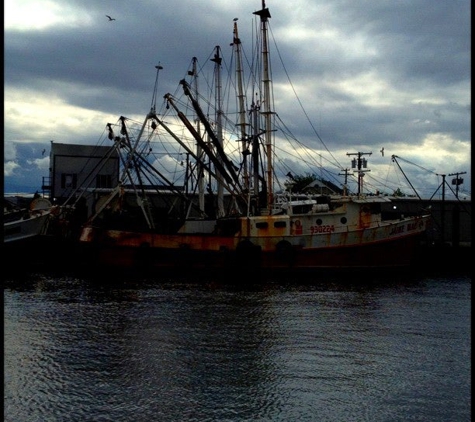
347 151 372 196
338 168 351 196
441 174 445 244
448 171 466 199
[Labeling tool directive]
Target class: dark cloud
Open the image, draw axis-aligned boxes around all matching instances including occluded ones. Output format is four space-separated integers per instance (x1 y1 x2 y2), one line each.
4 0 471 198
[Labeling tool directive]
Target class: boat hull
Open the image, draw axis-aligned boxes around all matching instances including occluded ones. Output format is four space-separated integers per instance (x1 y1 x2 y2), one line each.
3 211 52 243
79 215 431 271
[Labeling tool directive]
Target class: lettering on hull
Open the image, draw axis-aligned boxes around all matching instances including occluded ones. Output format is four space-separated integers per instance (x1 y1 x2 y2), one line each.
389 218 425 236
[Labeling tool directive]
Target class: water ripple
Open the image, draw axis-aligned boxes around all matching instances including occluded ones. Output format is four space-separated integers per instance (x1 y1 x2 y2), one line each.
4 274 471 421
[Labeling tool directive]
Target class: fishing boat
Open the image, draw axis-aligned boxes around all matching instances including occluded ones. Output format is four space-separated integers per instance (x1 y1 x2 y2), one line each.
75 1 431 272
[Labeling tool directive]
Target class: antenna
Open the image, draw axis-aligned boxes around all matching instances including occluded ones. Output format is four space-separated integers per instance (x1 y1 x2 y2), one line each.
150 63 163 113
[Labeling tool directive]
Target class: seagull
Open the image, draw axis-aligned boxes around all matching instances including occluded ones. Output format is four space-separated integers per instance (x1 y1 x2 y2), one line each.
106 15 116 21
380 147 384 157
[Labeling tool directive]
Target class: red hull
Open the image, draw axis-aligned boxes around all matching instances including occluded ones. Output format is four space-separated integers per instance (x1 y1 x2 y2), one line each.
81 232 424 272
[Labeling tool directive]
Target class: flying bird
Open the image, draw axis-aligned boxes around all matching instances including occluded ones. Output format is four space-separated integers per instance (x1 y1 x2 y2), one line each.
42 149 46 156
380 147 384 157
106 15 116 21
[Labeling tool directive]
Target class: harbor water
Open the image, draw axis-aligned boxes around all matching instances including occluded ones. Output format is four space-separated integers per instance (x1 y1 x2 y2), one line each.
4 269 471 421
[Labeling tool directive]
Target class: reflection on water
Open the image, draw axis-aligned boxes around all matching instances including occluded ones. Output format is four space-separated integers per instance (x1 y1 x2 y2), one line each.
4 272 471 422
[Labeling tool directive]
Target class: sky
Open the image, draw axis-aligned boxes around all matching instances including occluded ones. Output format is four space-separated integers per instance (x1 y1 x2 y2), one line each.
4 0 471 200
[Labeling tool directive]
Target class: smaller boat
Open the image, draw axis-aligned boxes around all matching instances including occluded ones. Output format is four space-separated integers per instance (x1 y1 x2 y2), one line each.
3 195 89 275
3 196 53 243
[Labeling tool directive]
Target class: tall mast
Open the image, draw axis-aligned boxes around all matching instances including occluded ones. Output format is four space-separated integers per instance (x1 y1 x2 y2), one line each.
211 46 225 217
254 0 273 213
251 100 261 211
190 57 206 212
232 19 250 193
114 64 164 230
178 81 242 189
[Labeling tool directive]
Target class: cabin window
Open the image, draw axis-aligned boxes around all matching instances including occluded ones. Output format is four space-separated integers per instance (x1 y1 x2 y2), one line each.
362 206 370 214
61 173 77 189
316 218 323 225
341 217 347 224
96 174 113 189
292 204 313 214
274 221 286 228
371 204 381 214
256 222 268 229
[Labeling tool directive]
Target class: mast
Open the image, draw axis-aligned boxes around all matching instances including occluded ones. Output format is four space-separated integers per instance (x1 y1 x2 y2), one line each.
152 113 239 201
254 0 274 213
164 91 244 199
118 116 155 229
178 80 242 189
211 46 225 218
113 64 167 229
251 100 261 212
150 63 163 114
189 57 206 212
232 19 250 193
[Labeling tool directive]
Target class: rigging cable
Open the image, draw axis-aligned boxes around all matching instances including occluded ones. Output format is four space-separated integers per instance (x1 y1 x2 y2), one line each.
268 24 343 171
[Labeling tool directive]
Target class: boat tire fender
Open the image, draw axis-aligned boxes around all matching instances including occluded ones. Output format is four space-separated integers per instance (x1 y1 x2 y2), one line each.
236 239 261 266
135 242 152 268
275 240 296 266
